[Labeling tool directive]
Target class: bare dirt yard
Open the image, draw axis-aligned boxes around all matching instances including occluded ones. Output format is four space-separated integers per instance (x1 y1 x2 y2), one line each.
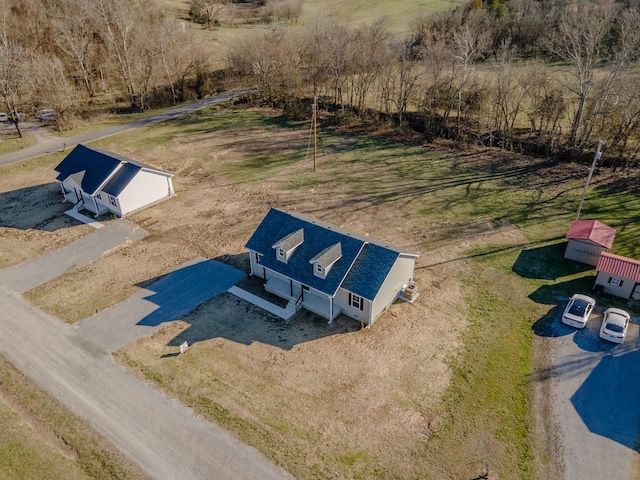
3 106 609 478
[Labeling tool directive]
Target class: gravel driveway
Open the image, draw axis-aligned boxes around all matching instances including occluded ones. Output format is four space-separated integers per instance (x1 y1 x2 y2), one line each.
544 304 640 479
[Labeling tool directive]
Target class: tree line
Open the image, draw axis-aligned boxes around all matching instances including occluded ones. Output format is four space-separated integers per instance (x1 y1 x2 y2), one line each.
2 0 640 166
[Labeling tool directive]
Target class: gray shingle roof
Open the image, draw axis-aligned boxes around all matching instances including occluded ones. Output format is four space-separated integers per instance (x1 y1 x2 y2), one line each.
245 208 417 299
272 228 304 252
309 243 342 268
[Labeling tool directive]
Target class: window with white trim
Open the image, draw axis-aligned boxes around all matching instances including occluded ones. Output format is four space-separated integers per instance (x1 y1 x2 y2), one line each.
277 247 285 260
108 194 117 207
349 293 364 311
609 276 624 287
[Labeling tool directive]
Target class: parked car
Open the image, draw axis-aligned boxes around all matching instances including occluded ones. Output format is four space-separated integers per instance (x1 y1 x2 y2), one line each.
599 307 631 344
561 294 596 328
0 112 7 122
35 109 57 121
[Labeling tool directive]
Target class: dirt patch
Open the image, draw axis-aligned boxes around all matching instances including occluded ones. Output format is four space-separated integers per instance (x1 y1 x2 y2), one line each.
3 107 566 477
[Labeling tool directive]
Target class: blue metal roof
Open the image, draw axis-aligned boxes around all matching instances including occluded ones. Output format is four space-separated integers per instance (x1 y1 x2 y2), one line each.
245 209 414 299
54 144 122 195
341 243 399 300
102 162 142 196
54 144 171 196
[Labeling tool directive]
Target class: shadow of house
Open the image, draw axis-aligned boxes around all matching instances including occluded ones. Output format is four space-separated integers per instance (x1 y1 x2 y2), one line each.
0 183 78 231
571 346 640 449
134 256 359 351
513 243 593 280
135 259 247 327
167 296 360 351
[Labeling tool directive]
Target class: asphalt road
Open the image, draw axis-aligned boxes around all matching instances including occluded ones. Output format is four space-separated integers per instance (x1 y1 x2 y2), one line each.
0 89 251 167
546 302 640 479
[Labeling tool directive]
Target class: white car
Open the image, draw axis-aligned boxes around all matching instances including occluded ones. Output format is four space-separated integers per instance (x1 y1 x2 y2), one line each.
561 294 596 328
599 307 631 344
0 112 7 122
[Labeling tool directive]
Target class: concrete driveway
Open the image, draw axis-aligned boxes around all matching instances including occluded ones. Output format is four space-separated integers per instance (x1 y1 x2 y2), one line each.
0 223 293 479
545 305 640 479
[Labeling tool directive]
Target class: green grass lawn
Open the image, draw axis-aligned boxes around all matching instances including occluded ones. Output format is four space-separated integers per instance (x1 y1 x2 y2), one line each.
100 106 639 478
13 103 639 478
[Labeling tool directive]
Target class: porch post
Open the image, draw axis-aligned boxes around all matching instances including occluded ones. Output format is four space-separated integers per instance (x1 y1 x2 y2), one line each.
328 297 333 324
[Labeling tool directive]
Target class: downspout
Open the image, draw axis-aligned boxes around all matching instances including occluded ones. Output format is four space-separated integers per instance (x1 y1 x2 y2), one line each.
93 196 99 217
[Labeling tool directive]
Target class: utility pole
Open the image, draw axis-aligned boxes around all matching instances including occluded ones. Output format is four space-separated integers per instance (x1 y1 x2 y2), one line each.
576 139 606 220
313 94 317 171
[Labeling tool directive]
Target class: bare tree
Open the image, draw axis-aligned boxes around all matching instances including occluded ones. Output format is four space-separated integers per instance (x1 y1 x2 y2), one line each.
48 0 104 98
347 19 390 113
190 0 229 30
491 40 527 149
31 54 75 125
542 4 616 151
378 42 421 125
0 13 30 137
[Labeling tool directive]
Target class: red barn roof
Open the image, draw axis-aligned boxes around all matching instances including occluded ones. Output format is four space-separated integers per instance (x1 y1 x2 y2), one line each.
596 252 640 282
566 220 615 249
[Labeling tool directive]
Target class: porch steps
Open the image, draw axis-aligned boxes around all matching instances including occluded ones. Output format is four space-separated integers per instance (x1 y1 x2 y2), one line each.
285 299 299 315
227 286 294 320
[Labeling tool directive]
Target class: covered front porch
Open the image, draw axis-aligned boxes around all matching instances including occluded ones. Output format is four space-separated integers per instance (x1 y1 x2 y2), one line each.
264 275 342 321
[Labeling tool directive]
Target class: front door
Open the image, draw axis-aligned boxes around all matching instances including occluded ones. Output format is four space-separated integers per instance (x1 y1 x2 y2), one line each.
632 283 640 301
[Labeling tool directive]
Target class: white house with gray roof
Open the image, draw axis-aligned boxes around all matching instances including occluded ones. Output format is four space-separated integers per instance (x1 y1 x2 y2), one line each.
245 208 419 327
54 144 174 217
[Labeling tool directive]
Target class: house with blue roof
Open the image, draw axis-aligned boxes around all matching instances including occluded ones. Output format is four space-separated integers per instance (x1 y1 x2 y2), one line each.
54 144 174 217
245 208 419 326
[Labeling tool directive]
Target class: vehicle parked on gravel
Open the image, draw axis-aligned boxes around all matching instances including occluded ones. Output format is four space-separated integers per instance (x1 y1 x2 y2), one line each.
562 294 596 329
0 112 7 122
599 307 631 343
35 109 57 121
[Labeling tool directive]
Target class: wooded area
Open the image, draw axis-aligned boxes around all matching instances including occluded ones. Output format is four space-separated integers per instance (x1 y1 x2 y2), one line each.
2 0 640 165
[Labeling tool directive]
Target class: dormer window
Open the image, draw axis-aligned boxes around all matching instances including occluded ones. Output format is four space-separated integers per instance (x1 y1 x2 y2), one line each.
272 228 304 264
310 243 342 279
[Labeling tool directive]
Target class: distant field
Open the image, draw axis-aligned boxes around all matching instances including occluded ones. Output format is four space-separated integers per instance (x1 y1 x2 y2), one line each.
166 0 461 33
300 0 461 32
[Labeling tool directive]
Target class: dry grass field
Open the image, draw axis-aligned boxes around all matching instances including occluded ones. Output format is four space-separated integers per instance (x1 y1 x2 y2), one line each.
3 104 634 478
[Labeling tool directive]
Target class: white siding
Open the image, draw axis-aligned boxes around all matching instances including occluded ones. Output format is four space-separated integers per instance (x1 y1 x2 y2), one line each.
335 288 371 324
369 254 417 326
594 271 635 299
115 170 173 216
564 239 605 266
249 251 265 278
